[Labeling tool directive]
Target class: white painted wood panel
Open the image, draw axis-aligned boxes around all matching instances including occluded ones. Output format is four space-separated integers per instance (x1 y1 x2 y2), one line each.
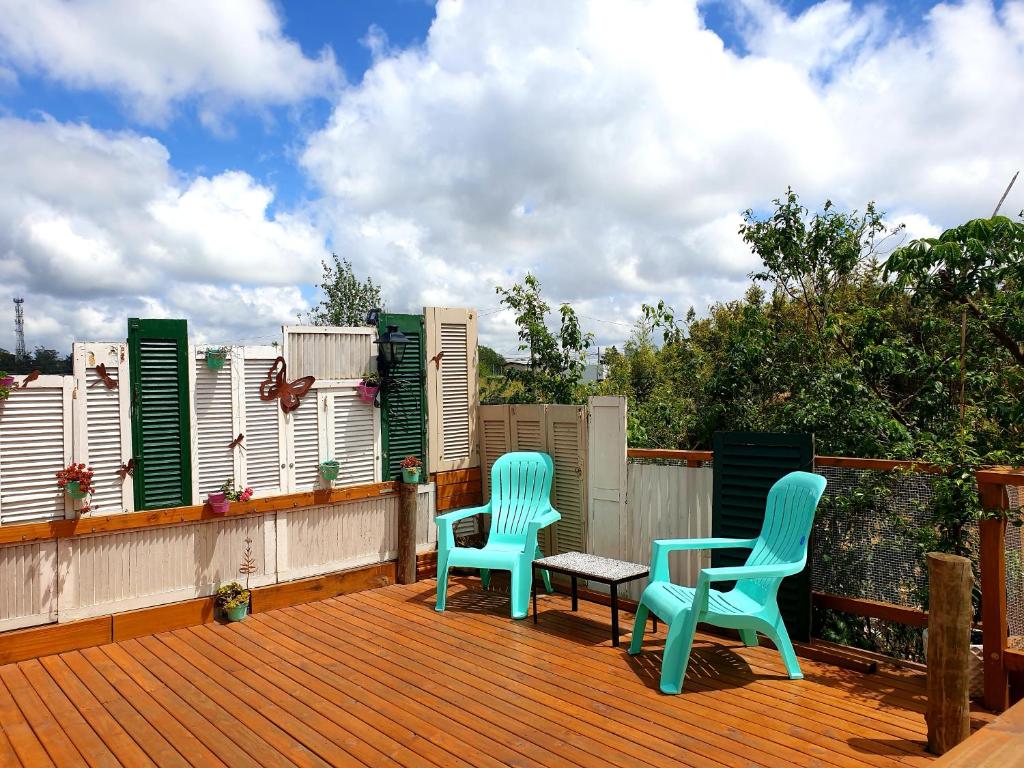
57 514 276 620
623 461 713 600
0 375 73 524
277 495 398 581
72 343 133 516
587 396 627 562
282 326 374 384
0 541 57 631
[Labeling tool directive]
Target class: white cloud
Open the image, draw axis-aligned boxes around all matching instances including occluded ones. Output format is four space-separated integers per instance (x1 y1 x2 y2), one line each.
0 116 327 350
299 0 1024 354
0 0 340 124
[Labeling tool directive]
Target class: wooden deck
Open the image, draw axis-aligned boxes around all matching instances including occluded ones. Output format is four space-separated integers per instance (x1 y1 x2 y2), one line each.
0 577 994 767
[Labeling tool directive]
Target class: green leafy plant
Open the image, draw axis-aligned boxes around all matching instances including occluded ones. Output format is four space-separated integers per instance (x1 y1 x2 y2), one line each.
310 255 383 326
0 372 13 400
215 582 250 611
361 370 381 387
219 477 253 502
494 273 594 404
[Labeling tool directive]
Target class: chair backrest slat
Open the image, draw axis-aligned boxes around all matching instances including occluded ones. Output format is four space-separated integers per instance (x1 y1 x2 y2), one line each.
489 452 554 542
738 471 827 606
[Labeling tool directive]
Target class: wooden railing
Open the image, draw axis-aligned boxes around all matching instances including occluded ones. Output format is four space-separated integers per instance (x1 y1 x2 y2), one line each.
976 467 1024 711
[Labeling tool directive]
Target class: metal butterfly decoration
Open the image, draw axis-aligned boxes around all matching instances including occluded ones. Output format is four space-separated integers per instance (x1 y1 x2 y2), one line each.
258 357 315 414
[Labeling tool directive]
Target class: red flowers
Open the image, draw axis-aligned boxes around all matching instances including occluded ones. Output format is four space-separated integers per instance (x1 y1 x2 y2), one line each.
400 455 422 470
56 463 94 493
220 477 254 502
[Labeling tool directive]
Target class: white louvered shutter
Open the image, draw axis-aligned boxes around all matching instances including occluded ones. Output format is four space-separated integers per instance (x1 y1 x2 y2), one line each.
189 347 240 499
0 376 73 524
326 387 380 486
287 393 323 491
477 405 511 499
425 307 479 472
545 404 588 554
72 343 133 515
511 404 546 451
237 347 286 497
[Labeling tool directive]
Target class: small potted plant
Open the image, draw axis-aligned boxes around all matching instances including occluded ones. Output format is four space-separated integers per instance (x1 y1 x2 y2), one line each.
319 458 340 482
208 478 253 515
215 581 250 621
0 371 13 401
400 455 422 484
216 537 258 621
205 347 228 370
357 370 380 403
56 463 94 510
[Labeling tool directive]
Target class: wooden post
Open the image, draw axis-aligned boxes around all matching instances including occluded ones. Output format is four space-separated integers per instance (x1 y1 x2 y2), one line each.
926 553 973 754
979 514 1010 712
397 482 418 584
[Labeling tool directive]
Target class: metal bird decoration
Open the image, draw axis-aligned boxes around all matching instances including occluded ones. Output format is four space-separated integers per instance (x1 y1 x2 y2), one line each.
19 370 40 388
258 357 315 414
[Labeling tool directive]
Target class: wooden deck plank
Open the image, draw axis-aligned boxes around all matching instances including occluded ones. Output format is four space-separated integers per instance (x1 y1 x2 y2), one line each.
17 658 125 768
356 581 933 768
361 584 926 767
0 577 997 768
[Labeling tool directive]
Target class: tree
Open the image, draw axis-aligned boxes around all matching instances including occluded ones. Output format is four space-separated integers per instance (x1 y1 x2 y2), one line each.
494 274 594 403
310 255 383 326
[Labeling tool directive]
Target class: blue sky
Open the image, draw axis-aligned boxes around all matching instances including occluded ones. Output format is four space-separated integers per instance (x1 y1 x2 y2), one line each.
1 0 1021 355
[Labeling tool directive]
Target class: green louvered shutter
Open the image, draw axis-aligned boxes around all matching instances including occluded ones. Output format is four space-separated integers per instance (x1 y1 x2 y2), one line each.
711 431 815 641
128 318 192 510
379 313 428 481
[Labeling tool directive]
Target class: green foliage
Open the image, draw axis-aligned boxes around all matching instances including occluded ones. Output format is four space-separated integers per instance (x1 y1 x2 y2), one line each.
478 345 506 378
215 581 250 610
494 274 594 403
0 347 72 375
310 254 383 326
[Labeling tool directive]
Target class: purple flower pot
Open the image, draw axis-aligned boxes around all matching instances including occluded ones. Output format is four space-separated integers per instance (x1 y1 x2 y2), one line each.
207 492 230 515
0 376 14 388
357 383 379 403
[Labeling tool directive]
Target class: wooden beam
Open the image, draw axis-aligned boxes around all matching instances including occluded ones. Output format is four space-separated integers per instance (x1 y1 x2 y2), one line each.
926 553 973 755
249 562 396 614
397 483 418 584
980 516 1010 712
812 591 929 627
0 616 112 666
112 596 216 642
815 455 944 474
0 481 397 546
627 448 713 463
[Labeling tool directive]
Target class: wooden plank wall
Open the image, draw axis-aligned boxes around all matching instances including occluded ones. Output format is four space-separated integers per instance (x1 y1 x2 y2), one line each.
434 468 483 513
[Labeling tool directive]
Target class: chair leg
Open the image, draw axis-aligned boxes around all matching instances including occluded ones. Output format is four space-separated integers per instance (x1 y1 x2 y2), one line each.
767 620 803 679
629 603 650 655
480 568 491 590
435 551 450 613
660 609 699 694
534 545 553 593
739 628 759 647
510 564 530 620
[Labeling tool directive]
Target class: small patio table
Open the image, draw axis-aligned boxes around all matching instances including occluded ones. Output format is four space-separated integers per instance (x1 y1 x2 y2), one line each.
532 552 654 646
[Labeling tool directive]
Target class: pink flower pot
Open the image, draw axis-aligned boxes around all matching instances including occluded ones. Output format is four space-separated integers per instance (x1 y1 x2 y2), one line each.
357 383 379 403
207 492 230 515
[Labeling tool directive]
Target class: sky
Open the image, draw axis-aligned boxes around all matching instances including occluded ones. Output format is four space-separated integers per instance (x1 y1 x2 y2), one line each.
1 0 1022 359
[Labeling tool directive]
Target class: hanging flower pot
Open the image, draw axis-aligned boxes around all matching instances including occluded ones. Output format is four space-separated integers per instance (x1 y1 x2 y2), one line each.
320 460 340 481
66 481 89 500
207 491 230 515
357 382 379 403
0 374 14 401
205 349 227 370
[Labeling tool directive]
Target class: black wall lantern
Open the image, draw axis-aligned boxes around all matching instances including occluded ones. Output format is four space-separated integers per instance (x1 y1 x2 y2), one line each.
374 324 410 375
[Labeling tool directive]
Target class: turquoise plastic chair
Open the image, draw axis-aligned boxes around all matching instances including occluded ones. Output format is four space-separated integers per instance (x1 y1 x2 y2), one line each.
435 452 560 619
629 471 826 694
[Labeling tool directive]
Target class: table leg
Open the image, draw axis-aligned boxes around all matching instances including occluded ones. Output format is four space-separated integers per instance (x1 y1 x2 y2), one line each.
532 567 538 624
611 584 620 647
571 576 578 611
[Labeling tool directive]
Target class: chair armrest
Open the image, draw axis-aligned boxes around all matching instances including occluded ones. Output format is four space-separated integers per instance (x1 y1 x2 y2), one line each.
697 562 802 584
650 538 757 582
526 508 560 544
436 504 491 550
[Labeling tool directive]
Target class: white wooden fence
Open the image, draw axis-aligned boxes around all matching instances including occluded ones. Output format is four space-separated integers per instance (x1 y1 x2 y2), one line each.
0 483 436 631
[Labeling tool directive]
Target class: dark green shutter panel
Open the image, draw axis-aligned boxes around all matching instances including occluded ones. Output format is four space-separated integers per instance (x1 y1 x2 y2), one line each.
711 431 815 641
128 318 192 510
379 313 428 480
